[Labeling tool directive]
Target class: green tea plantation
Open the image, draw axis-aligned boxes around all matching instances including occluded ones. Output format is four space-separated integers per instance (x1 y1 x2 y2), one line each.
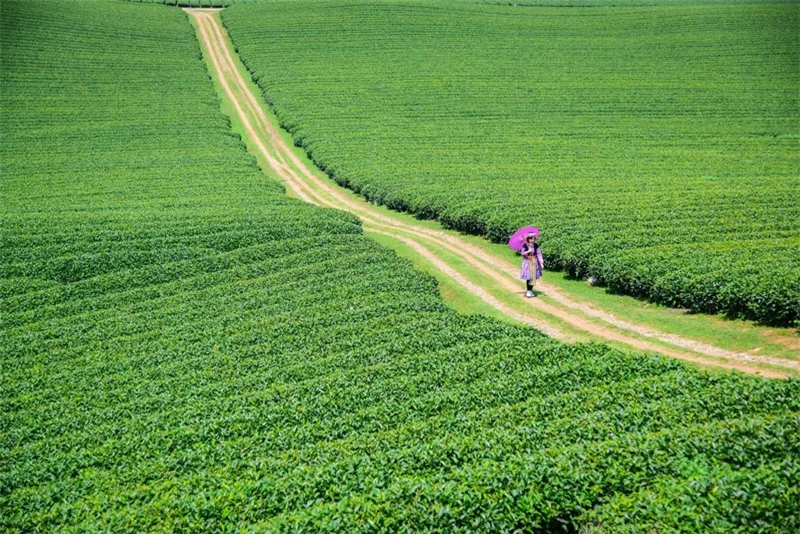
223 0 800 326
2 0 799 531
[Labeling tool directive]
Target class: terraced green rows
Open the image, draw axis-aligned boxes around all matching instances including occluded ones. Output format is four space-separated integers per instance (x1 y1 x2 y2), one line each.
2 0 799 531
223 0 800 326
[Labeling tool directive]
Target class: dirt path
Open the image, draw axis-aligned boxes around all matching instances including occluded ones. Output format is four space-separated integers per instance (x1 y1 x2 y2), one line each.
188 9 797 379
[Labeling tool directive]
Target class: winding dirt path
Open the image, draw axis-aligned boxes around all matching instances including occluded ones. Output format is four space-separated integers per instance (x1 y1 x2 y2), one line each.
188 9 797 379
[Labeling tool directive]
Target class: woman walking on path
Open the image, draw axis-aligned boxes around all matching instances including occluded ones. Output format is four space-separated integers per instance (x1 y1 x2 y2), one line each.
520 233 543 297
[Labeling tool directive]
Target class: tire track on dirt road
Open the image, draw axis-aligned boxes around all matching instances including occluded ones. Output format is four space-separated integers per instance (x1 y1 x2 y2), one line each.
188 9 797 378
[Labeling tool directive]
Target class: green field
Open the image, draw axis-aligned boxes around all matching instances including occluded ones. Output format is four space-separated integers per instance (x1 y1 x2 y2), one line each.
223 0 800 327
131 0 798 7
2 0 799 531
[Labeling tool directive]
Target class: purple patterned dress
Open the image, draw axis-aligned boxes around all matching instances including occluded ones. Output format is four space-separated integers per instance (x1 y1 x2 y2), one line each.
520 243 544 281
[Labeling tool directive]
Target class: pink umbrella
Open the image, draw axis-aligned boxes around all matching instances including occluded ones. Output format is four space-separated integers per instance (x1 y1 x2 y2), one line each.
508 226 539 251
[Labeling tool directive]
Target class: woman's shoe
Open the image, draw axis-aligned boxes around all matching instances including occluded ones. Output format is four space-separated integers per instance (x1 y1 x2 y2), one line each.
526 290 534 298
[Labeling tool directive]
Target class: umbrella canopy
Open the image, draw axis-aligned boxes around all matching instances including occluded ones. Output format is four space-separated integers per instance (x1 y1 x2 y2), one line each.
508 226 539 251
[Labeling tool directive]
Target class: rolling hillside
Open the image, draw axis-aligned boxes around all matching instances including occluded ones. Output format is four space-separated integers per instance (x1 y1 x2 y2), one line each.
2 0 798 531
223 0 800 326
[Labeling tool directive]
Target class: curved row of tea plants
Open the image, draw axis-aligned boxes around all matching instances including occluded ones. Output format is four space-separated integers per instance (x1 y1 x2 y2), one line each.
135 0 236 7
2 1 798 531
223 0 800 326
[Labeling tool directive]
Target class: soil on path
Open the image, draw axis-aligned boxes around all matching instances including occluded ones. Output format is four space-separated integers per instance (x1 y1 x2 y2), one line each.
188 9 797 379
